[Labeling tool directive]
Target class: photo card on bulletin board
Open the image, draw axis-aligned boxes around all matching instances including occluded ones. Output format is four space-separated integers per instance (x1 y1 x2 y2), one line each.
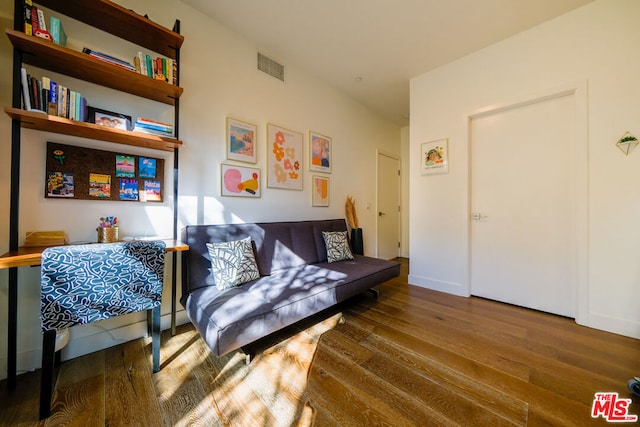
45 142 164 202
267 123 303 190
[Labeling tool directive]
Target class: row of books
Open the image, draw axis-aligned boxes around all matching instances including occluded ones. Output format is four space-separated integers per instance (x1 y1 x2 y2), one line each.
133 117 175 137
81 48 177 86
134 53 178 86
21 68 87 121
23 0 67 45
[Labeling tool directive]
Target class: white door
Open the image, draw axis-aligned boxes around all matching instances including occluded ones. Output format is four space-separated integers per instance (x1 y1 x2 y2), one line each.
377 153 400 260
470 93 576 317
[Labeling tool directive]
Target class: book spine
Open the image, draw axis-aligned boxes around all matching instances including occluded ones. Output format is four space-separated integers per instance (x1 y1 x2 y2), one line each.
31 6 39 33
20 68 31 110
65 88 70 119
134 122 173 133
137 52 146 76
69 91 76 120
48 81 57 116
145 55 153 77
80 96 87 122
37 8 46 31
75 92 81 121
58 85 67 118
23 1 33 35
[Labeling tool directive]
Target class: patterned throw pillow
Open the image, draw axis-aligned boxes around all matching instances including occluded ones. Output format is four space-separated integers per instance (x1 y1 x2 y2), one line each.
206 237 260 290
322 231 355 263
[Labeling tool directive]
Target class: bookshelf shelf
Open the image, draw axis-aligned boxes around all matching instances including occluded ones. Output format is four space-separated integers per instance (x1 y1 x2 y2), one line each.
6 29 183 105
35 0 184 59
4 107 182 152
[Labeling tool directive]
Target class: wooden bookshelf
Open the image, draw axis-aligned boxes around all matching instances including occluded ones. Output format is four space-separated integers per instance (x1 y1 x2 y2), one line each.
6 30 182 105
35 0 184 59
5 107 182 152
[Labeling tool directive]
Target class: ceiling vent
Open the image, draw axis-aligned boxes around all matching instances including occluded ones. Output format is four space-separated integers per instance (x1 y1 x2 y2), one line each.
257 52 285 82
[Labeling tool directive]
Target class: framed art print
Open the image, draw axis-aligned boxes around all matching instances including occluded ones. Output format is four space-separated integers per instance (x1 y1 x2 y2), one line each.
221 164 261 197
421 138 449 175
311 175 329 207
309 131 331 173
227 117 257 163
267 123 303 190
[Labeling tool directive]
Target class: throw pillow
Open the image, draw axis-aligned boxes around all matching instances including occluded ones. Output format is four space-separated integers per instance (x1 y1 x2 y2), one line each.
322 230 355 263
206 237 260 290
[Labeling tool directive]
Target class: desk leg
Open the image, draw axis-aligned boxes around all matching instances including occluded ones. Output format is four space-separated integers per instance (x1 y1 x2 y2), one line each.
171 251 177 336
8 267 17 389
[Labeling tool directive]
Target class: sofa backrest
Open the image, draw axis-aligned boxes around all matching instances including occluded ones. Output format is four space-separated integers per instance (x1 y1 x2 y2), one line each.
181 219 348 297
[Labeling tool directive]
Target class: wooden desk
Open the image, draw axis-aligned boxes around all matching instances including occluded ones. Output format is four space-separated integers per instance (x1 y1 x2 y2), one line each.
0 239 188 389
0 239 189 268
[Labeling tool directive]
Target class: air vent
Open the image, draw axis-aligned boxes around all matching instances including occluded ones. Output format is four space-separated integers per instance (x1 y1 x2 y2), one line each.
257 52 285 82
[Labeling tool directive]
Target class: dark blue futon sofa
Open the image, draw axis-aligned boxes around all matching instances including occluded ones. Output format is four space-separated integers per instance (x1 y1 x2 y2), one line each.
181 219 400 357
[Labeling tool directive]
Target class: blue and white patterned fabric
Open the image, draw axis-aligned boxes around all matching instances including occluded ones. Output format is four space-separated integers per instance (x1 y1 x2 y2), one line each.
40 240 166 332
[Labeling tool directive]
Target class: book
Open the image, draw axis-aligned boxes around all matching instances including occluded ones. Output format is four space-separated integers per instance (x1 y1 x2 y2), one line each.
30 5 39 33
69 91 76 120
58 84 67 118
50 16 67 46
23 0 32 36
48 80 57 116
36 8 46 31
20 68 31 110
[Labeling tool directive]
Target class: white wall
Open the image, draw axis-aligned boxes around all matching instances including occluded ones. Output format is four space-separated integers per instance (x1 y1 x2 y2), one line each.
0 0 401 378
410 0 640 338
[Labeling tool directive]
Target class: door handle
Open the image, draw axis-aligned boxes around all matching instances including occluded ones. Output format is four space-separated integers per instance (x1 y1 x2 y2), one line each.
378 211 386 217
472 212 487 220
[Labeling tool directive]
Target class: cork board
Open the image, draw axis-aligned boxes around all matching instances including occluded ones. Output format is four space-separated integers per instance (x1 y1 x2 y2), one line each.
45 142 164 202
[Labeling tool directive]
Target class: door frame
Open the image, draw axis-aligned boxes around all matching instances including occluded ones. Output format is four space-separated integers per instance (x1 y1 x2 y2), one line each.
376 150 401 259
465 80 588 325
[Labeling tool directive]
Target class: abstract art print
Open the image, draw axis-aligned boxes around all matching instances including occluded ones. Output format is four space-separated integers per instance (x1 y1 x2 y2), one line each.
221 164 261 198
267 123 303 190
227 117 257 163
312 175 329 207
309 131 331 173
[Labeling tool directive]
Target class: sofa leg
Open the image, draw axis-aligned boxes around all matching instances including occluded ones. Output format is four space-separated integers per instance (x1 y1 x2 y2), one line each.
368 288 380 299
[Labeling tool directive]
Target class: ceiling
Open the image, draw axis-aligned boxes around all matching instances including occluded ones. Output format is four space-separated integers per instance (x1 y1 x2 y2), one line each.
180 0 594 126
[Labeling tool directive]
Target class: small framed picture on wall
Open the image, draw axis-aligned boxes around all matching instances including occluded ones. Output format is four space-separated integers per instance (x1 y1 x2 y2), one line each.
309 131 331 173
226 117 257 163
312 175 329 207
221 164 261 198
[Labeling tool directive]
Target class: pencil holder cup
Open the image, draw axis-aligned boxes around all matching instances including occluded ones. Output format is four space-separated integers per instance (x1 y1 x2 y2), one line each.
97 227 119 243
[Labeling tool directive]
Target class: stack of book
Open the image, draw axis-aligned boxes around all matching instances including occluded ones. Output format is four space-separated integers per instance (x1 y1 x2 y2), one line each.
133 118 174 138
21 68 87 121
83 48 137 72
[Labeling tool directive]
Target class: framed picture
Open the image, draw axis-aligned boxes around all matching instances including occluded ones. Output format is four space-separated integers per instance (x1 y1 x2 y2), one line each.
226 117 257 163
309 131 331 173
88 107 132 131
421 138 449 175
311 175 329 207
221 164 261 198
267 123 303 190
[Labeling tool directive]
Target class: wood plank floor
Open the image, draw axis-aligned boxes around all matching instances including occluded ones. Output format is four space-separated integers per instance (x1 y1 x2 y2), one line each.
1 258 639 426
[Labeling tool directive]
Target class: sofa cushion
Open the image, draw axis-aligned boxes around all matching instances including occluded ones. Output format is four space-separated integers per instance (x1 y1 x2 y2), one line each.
206 237 260 290
322 231 354 263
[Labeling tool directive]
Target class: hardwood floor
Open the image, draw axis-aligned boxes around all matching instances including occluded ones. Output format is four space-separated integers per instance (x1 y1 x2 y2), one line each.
1 258 639 426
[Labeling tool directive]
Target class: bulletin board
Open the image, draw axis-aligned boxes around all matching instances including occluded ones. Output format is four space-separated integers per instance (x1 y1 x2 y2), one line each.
45 142 164 202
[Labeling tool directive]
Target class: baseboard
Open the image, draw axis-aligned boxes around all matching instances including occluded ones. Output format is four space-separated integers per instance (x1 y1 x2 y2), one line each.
408 274 469 297
1 309 191 381
586 311 640 340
